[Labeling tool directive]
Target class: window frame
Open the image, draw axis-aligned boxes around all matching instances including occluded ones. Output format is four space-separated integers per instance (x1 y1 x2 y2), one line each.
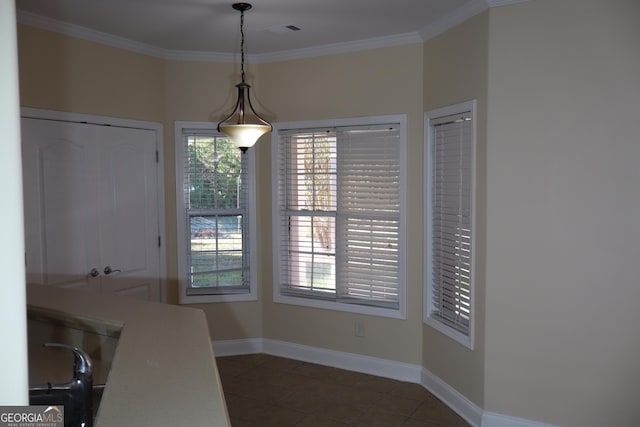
174 121 257 304
272 115 407 320
424 100 476 349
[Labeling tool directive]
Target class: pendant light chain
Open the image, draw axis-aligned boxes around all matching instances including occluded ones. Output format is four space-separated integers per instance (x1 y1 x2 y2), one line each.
240 8 246 83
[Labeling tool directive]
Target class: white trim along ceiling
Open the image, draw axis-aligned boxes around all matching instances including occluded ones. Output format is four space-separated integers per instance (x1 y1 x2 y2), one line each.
16 0 527 63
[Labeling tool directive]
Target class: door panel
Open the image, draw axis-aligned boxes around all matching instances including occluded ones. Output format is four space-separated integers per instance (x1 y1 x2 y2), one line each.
42 137 95 289
96 126 161 300
22 118 162 301
22 119 100 293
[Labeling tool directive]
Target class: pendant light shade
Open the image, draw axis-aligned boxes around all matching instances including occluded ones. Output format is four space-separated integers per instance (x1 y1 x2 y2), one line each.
217 3 272 152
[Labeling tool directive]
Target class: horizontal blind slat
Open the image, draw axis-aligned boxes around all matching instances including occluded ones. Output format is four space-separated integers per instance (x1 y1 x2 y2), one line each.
429 113 473 336
338 126 400 306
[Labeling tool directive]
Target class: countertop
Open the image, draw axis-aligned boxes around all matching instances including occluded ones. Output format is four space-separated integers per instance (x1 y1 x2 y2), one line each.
26 284 231 427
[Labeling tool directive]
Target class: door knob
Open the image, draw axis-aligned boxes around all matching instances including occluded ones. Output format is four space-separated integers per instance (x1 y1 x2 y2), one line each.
89 268 100 277
103 266 121 275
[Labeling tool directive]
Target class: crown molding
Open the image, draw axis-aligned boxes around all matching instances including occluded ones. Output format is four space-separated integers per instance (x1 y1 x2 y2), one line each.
255 32 423 64
419 0 488 41
16 10 237 62
17 10 165 58
17 1 528 63
419 0 528 42
17 8 421 64
163 49 237 63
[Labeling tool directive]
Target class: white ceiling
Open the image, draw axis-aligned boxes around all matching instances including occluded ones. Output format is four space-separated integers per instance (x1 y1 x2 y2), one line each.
15 0 496 59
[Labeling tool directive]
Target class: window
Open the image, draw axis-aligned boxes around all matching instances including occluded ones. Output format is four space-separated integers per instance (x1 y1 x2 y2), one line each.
175 122 256 304
424 101 475 349
273 116 406 318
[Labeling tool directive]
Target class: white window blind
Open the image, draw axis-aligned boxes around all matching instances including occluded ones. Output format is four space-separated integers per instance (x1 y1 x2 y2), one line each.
425 102 474 348
177 128 251 300
276 121 403 313
337 127 401 307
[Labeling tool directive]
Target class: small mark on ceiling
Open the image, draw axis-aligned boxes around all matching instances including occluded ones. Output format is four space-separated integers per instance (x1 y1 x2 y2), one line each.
258 25 302 35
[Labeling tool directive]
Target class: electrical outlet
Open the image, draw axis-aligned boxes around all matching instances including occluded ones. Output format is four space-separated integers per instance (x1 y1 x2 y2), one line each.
355 321 365 338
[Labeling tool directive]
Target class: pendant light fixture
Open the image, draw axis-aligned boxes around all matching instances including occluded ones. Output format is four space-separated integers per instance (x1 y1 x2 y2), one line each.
217 2 272 152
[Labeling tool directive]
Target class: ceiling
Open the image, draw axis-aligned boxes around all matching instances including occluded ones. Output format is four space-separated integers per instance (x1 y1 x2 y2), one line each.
15 0 483 58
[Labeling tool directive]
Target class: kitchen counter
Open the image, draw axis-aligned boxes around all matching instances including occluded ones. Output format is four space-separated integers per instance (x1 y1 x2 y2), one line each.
26 284 230 427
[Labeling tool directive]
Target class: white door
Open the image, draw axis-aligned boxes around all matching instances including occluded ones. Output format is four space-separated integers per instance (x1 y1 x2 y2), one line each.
22 118 163 301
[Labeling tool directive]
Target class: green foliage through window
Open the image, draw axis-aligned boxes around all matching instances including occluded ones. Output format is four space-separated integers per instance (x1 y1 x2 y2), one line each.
188 136 243 210
184 134 248 292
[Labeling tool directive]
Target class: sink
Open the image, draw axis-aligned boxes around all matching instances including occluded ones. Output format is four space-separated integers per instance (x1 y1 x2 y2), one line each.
29 384 105 426
26 306 122 427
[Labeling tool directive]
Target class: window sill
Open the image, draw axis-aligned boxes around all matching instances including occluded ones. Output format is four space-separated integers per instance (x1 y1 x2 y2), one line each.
274 293 406 320
424 315 473 350
179 291 257 305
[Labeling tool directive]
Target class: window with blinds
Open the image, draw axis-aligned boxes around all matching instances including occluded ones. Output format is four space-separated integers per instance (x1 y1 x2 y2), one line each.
175 123 255 304
273 117 405 317
424 101 475 349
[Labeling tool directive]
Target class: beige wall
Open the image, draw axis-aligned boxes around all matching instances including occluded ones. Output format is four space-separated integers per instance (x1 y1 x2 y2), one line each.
422 11 489 408
17 27 424 357
160 46 428 349
18 25 164 123
17 1 640 423
17 26 264 341
485 0 640 425
258 45 425 364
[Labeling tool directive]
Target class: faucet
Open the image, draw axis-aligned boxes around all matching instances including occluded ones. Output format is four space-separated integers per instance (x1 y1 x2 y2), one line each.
29 343 94 427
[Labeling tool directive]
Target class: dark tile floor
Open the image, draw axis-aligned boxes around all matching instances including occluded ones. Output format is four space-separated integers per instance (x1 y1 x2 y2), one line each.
216 354 470 427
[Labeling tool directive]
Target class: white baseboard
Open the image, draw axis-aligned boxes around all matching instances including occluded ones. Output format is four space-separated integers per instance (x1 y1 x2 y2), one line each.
212 337 263 356
421 367 483 426
212 338 555 427
262 338 423 383
481 412 557 427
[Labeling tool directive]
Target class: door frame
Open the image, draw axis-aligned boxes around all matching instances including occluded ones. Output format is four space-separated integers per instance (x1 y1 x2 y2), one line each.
21 107 167 302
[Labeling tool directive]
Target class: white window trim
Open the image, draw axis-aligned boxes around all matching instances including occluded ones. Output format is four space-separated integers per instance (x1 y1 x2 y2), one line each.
424 100 476 349
271 115 407 320
174 121 257 304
